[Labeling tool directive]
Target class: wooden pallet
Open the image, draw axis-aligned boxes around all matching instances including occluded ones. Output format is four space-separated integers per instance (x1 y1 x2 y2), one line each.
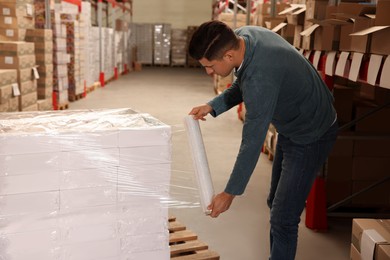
69 93 85 102
169 216 220 260
87 82 101 93
57 102 69 110
263 145 274 161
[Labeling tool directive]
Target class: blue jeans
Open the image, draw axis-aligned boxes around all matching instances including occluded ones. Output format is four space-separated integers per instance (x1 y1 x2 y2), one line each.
267 121 338 260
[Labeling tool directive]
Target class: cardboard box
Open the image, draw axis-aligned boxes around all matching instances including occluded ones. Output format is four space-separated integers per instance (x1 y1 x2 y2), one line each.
0 100 9 112
352 219 390 253
36 53 53 66
33 41 53 53
354 105 390 134
349 1 390 55
25 28 52 42
279 4 306 26
0 54 35 69
37 64 53 78
353 157 390 181
18 90 37 110
0 15 18 29
333 84 355 124
326 180 352 206
0 84 12 104
336 3 376 18
375 0 390 26
0 2 34 18
327 156 353 182
305 0 328 20
17 67 33 83
0 69 17 87
354 138 390 157
0 28 25 41
0 41 34 56
37 86 52 99
350 16 375 54
370 27 390 55
18 79 36 95
37 98 52 111
37 76 52 88
8 95 18 111
301 19 349 51
21 102 37 111
378 245 390 260
339 23 354 51
274 23 300 46
329 137 354 157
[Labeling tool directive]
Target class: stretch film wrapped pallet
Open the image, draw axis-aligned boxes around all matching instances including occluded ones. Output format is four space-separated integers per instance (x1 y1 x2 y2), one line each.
0 108 171 259
153 24 171 66
171 29 187 66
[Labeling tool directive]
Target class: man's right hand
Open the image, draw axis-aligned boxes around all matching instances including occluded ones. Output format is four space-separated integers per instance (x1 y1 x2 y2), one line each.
189 104 213 121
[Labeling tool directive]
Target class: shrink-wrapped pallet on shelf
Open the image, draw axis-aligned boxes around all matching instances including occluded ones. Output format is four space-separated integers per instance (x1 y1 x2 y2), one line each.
153 24 171 66
171 28 187 66
0 108 171 260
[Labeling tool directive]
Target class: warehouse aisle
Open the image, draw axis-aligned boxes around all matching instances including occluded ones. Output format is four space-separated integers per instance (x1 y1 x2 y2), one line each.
69 67 352 260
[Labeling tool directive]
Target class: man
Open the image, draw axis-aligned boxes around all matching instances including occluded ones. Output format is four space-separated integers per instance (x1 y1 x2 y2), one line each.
188 20 338 260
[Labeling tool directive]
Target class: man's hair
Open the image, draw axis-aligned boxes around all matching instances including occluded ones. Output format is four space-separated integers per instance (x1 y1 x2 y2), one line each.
188 20 240 61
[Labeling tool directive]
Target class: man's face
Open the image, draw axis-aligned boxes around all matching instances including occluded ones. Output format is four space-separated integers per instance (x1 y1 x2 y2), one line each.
199 56 234 78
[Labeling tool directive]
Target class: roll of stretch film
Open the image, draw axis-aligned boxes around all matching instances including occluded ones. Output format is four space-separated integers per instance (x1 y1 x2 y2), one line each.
184 115 215 215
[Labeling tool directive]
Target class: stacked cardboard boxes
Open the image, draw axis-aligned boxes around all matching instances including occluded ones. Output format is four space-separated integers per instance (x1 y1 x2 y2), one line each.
0 109 171 259
0 0 34 42
103 27 115 80
135 23 153 65
0 41 37 111
349 0 390 56
255 2 288 29
52 8 69 105
26 28 53 111
186 26 199 67
0 69 17 112
89 26 100 85
327 82 390 208
80 1 94 88
351 219 390 260
274 4 305 48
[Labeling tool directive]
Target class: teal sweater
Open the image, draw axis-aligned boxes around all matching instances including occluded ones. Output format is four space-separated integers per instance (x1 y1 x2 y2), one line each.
208 26 336 195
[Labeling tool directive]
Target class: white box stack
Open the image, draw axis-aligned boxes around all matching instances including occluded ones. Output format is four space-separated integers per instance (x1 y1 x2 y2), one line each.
89 26 100 86
135 23 153 65
103 27 114 81
80 2 92 88
0 108 171 260
153 24 171 66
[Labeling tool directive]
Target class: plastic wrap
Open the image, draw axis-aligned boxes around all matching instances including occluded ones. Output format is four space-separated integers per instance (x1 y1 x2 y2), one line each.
0 108 175 259
183 116 215 215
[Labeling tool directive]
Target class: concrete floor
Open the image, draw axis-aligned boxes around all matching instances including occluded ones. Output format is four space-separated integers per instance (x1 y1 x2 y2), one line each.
69 67 352 260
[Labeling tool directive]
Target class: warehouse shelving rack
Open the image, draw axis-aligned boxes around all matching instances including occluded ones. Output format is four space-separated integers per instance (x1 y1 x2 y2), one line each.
301 50 390 230
93 0 132 86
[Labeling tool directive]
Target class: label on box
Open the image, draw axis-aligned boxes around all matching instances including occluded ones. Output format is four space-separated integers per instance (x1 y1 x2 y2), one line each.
325 51 337 76
33 67 39 79
4 56 13 65
2 7 11 16
26 4 33 17
12 83 20 97
4 16 12 25
6 29 14 37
